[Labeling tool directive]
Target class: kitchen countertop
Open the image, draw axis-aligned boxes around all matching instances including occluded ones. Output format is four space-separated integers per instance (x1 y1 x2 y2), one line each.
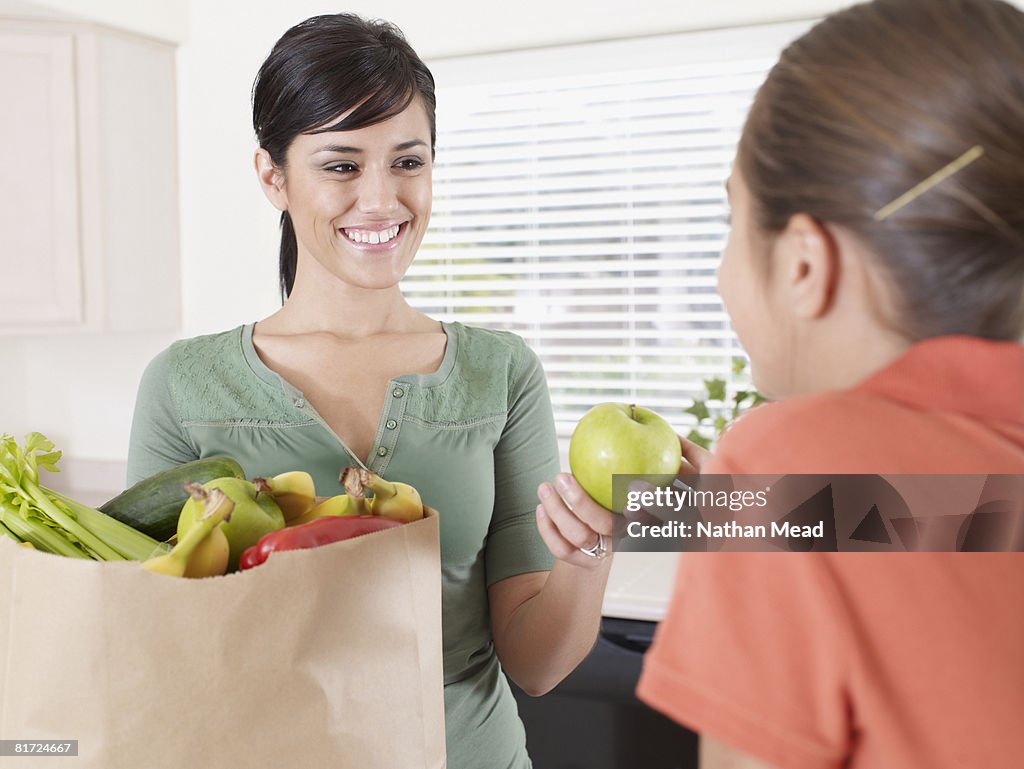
601 550 680 622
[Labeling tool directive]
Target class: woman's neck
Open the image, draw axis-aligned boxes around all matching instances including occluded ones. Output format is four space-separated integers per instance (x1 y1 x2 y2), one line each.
260 273 433 338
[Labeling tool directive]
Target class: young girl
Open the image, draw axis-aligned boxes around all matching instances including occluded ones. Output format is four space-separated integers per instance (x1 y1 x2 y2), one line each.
539 0 1024 766
128 14 613 768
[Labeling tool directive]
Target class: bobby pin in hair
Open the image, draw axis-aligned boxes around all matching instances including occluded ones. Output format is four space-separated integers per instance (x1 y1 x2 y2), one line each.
874 145 985 221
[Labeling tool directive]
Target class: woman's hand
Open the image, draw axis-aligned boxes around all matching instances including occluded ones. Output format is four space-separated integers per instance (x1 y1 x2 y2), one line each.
536 473 616 568
535 436 710 565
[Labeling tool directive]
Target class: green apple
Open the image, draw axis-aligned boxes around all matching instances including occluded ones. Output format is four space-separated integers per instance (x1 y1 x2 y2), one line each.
177 477 285 571
569 403 682 512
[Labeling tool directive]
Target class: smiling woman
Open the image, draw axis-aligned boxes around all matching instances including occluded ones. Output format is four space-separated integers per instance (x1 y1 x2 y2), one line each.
254 104 434 293
126 12 614 769
249 14 438 302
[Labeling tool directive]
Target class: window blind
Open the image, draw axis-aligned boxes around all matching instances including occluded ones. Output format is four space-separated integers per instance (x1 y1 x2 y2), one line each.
410 22 813 447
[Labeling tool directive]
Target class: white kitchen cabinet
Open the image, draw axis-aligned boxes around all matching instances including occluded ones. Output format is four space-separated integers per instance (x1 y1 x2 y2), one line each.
0 19 179 333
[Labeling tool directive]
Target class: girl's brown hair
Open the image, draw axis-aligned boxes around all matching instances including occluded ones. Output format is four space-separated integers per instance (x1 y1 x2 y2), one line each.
739 0 1024 341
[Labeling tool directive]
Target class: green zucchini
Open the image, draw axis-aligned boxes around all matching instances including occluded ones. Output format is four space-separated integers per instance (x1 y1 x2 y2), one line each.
100 457 246 541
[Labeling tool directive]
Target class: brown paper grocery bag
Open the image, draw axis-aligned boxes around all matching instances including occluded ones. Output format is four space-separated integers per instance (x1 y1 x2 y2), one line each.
0 509 445 769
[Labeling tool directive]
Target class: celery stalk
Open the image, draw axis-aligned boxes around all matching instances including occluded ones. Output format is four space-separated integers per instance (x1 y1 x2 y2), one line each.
0 499 90 558
0 432 130 561
0 519 19 542
46 488 165 561
17 476 123 560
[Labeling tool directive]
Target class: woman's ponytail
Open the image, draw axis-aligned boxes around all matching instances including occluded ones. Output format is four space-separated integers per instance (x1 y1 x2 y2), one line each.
279 211 297 302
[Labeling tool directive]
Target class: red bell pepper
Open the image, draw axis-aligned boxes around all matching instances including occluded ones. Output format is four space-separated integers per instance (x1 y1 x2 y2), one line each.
238 515 403 570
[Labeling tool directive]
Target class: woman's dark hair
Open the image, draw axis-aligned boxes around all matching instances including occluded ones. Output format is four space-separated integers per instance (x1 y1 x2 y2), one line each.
739 0 1024 341
252 14 437 300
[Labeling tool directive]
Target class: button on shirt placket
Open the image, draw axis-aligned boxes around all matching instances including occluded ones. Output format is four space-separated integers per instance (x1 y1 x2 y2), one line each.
371 384 407 474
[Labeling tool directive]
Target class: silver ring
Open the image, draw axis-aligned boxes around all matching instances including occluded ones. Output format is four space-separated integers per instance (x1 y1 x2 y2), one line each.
579 533 608 560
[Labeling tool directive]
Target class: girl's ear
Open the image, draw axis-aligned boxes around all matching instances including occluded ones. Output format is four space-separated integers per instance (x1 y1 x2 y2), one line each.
254 148 288 212
771 213 839 320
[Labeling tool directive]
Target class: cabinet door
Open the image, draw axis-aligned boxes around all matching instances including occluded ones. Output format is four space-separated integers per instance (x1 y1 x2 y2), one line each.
0 32 82 328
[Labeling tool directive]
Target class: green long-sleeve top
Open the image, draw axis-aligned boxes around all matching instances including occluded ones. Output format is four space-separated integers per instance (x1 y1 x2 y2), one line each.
127 321 560 769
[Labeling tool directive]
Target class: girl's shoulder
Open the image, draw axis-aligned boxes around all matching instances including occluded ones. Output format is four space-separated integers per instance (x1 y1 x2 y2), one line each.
709 389 907 474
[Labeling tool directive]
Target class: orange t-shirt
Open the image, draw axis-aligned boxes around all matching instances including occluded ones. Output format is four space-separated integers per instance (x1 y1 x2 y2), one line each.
636 336 1024 769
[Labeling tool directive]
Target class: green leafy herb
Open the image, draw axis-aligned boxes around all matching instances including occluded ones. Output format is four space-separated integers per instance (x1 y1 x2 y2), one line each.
684 401 710 422
685 359 766 449
704 377 727 402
